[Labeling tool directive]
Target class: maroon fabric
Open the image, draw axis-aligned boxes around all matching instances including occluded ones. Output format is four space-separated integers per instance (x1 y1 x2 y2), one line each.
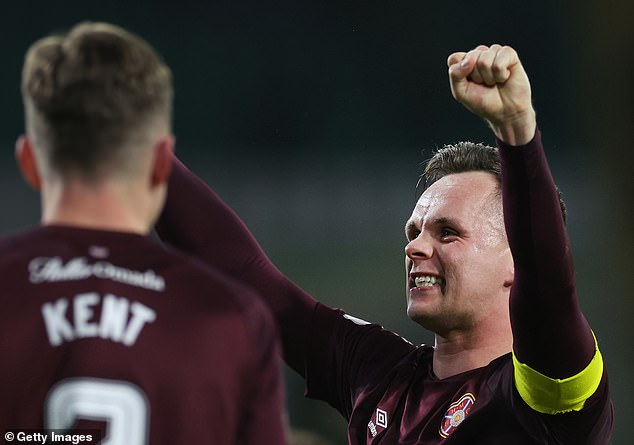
498 130 596 377
156 130 613 443
0 225 287 445
306 304 611 444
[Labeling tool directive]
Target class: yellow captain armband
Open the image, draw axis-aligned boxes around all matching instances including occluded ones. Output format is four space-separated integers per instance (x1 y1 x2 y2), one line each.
512 334 604 414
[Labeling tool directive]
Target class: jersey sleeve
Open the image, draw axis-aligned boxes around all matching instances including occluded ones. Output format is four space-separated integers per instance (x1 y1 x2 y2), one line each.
304 304 414 418
155 158 414 418
498 129 609 416
155 158 317 375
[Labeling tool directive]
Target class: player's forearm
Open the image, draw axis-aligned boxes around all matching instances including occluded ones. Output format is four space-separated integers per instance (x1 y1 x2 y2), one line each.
156 158 318 375
156 157 268 274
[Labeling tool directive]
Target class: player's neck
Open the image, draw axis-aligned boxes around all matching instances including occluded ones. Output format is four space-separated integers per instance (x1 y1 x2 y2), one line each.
432 325 512 380
40 179 154 235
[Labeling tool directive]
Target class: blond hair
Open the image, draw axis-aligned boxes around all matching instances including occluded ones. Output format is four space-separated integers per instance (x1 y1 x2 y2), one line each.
21 22 173 180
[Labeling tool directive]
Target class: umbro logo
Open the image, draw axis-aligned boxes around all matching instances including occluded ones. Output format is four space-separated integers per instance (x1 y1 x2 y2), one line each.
368 408 388 438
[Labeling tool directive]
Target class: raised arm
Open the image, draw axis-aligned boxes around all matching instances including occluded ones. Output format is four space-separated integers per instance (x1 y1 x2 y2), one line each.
448 45 604 414
155 158 317 374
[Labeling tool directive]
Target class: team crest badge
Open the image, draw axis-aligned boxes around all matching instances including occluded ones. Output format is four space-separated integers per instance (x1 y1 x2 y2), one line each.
439 393 476 438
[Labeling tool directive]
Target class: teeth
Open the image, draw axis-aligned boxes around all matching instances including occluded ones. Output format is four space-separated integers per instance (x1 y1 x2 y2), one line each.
414 275 442 287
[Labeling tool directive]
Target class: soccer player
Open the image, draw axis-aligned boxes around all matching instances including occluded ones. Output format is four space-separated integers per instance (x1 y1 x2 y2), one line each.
156 45 613 443
0 22 287 445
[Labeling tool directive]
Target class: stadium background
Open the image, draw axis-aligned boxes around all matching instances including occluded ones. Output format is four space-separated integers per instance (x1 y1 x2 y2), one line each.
1 1 631 443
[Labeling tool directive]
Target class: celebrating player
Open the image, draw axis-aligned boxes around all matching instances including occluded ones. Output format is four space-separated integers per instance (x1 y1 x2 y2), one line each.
156 45 613 443
0 22 287 444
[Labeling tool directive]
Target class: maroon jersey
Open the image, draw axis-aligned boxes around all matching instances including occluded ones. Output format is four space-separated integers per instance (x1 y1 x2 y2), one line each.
302 305 611 444
0 226 287 445
156 131 613 444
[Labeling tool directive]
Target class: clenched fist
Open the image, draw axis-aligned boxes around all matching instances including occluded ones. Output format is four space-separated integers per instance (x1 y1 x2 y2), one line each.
448 44 537 146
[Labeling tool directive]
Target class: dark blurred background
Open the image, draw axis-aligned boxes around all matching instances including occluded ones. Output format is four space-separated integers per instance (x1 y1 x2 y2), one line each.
1 1 632 443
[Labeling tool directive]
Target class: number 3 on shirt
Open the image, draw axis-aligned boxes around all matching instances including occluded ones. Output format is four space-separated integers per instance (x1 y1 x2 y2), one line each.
45 378 149 445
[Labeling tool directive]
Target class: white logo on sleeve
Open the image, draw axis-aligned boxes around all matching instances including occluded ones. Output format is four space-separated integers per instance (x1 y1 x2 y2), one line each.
343 313 371 326
368 407 389 438
376 408 388 428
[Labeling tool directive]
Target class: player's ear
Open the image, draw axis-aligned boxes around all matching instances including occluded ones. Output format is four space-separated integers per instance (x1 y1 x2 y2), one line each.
501 245 514 288
15 135 42 191
504 261 514 288
150 134 175 188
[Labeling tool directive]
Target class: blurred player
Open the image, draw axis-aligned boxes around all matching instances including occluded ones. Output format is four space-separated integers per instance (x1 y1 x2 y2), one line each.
157 45 613 443
0 22 287 444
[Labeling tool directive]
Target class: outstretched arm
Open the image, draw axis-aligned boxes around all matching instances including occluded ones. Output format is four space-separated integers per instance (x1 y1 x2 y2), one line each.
157 159 416 418
448 45 604 414
155 158 317 375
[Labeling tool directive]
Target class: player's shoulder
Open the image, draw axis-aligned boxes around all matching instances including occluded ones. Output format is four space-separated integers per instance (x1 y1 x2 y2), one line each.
0 226 39 248
184 254 278 347
158 241 244 292
0 226 49 262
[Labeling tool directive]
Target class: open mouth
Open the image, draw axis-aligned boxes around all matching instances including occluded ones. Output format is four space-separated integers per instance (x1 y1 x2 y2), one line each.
412 275 444 288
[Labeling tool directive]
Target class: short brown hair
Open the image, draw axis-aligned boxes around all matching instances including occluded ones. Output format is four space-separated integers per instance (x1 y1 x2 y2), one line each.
423 141 501 188
420 141 567 223
21 22 173 179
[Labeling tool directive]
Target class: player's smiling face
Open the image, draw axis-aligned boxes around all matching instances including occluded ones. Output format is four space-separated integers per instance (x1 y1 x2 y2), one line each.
404 171 513 335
